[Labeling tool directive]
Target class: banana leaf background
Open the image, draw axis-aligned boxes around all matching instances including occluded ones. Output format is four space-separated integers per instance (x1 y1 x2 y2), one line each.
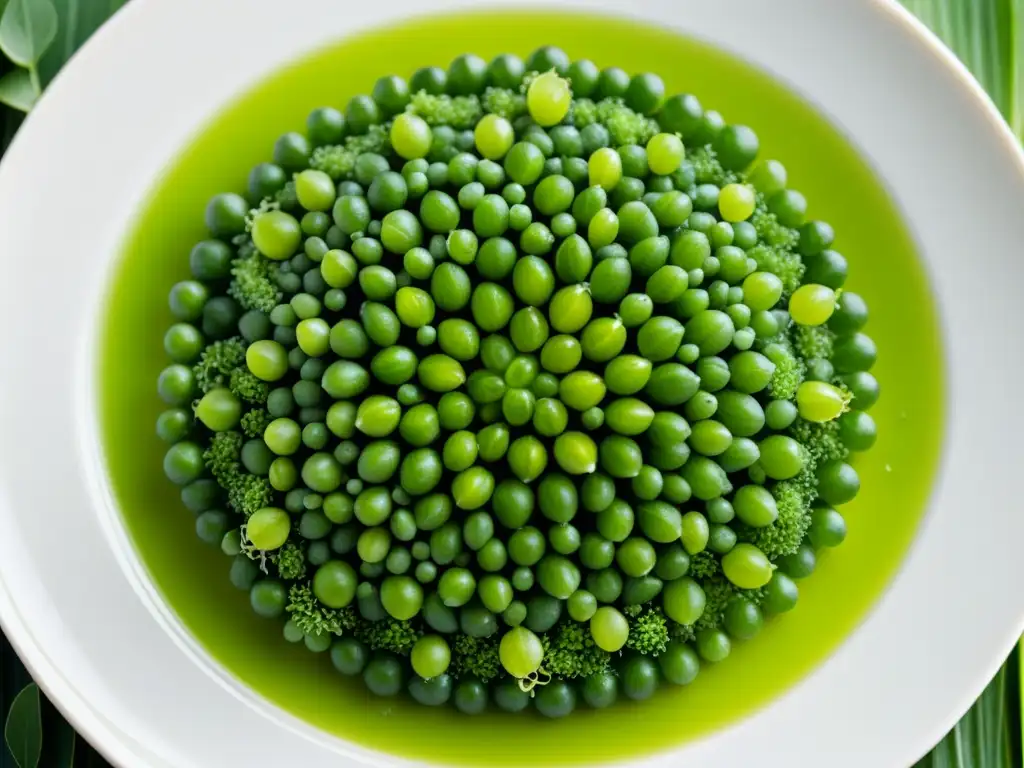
0 0 1021 765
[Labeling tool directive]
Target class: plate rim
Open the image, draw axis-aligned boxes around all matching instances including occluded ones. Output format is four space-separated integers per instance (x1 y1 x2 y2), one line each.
0 0 1022 766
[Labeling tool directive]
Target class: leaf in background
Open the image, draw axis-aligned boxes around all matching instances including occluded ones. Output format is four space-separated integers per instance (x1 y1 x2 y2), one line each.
901 0 1018 131
4 683 41 768
37 0 126 86
0 0 58 69
913 666 1013 768
0 67 36 111
35 688 78 768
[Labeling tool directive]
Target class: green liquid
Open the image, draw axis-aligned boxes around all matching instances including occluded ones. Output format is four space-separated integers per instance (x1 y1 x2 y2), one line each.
98 11 943 766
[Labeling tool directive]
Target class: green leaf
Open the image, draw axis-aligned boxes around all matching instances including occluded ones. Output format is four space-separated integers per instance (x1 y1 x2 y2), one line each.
901 0 1018 132
915 665 1014 767
37 0 126 86
0 66 37 111
4 683 41 768
0 0 58 69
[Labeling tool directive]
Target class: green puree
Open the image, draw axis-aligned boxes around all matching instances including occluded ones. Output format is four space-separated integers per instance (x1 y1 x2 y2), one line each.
98 11 943 766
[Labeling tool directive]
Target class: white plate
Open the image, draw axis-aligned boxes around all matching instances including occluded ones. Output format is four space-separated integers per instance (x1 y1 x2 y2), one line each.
1 0 1023 766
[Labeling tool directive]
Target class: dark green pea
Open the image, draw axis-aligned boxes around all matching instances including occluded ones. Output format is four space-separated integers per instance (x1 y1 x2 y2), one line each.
579 533 615 571
718 438 760 473
410 65 446 94
708 524 738 554
817 461 861 506
447 53 488 94
779 544 817 580
363 655 405 697
586 567 623 604
805 248 848 290
628 235 670 278
713 124 759 171
357 440 401 484
344 96 381 136
621 653 663 701
534 680 576 719
680 456 731 501
421 592 459 634
452 678 488 715
582 671 618 708
247 162 287 203
577 473 613 514
659 642 700 685
715 390 765 437
250 580 287 619
645 363 701 406
696 628 732 663
523 594 562 634
596 499 634 543
493 680 531 712
622 575 664 607
588 257 632 305
840 371 880 411
654 544 690 581
429 262 471 312
763 572 800 615
368 346 416 387
809 506 848 549
408 674 453 707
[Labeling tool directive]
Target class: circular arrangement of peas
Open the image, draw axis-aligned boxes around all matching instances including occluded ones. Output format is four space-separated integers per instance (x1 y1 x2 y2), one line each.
156 46 880 717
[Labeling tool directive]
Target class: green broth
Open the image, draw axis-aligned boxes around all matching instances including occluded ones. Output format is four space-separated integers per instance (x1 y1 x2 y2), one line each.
98 11 943 766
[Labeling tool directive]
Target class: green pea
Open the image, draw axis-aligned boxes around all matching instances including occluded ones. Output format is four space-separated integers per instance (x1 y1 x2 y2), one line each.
441 431 477 473
763 572 800 615
817 461 860 506
718 437 761 473
540 335 582 374
579 473 614 514
722 543 774 589
628 235 670 278
430 262 471 312
536 555 581 600
509 307 550 353
663 577 706 625
578 533 615 571
551 235 592 284
399 403 441 447
593 498 632 542
471 283 515 332
632 499 681 542
758 435 805 479
599 436 643 478
729 351 776 394
588 257 632 304
507 436 548 483
416 354 466 393
451 466 496 511
435 392 473 431
559 371 606 411
616 538 657 578
604 355 653 396
477 422 511 463
548 285 592 333
715 390 766 437
399 448 443 496
644 363 700 406
689 420 733 457
580 317 626 362
553 432 598 475
505 528 545 570
604 398 655 436
586 568 624 605
480 334 516 373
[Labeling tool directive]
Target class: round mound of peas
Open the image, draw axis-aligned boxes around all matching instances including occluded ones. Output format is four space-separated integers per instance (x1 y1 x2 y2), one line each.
156 45 879 717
